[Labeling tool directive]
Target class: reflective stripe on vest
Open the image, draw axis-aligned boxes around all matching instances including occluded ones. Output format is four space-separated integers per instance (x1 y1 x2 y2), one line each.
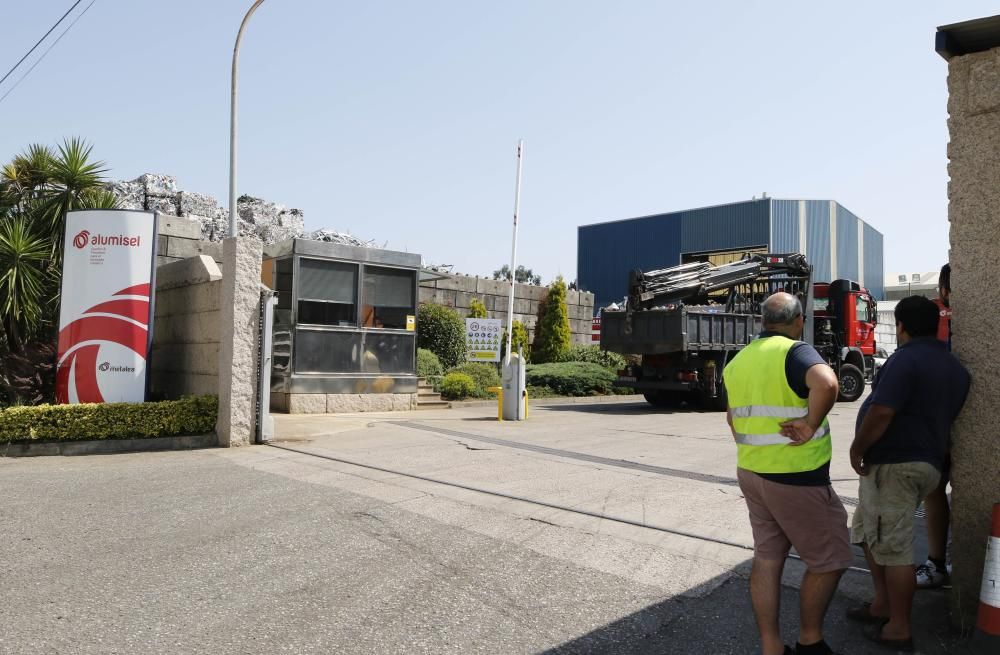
723 335 833 474
733 425 831 446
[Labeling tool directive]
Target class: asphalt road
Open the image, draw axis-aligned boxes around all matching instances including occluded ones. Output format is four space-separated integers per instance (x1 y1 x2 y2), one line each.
0 395 969 654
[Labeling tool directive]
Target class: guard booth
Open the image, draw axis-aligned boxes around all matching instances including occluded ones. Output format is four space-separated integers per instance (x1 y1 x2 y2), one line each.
262 239 421 413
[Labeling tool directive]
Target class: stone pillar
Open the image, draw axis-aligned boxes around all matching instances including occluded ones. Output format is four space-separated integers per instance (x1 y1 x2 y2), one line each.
216 236 263 447
944 44 1000 626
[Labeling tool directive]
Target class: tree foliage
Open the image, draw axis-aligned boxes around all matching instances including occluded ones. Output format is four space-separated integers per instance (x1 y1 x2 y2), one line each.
0 138 118 405
532 277 572 363
416 303 466 369
492 264 541 286
468 297 488 318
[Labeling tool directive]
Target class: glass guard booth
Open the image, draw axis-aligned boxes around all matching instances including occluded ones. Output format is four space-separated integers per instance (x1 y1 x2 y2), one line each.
263 239 421 405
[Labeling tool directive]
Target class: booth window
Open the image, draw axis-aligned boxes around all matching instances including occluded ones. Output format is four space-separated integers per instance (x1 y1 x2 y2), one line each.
297 258 358 326
362 265 415 329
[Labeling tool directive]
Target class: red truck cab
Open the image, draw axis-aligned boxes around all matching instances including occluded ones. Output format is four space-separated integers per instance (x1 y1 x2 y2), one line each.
813 279 877 386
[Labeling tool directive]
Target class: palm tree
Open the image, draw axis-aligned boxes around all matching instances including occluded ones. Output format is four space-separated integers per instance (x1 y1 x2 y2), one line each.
0 138 118 368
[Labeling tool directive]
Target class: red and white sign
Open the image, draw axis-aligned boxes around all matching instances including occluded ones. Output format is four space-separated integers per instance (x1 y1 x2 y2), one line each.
56 210 157 404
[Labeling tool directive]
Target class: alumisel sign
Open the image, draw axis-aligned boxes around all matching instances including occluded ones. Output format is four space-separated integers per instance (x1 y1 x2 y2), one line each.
56 210 157 404
466 318 502 362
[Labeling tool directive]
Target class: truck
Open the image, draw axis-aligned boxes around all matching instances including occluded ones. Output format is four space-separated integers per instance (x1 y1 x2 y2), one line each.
599 253 877 410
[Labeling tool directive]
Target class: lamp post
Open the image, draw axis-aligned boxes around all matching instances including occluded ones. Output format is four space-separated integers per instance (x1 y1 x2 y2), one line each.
229 0 267 238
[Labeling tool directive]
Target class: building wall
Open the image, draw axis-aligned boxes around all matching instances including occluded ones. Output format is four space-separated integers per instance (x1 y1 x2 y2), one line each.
944 43 1000 625
150 256 223 399
418 274 596 345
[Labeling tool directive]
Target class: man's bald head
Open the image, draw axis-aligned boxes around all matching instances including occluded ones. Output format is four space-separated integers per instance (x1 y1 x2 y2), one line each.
762 292 804 337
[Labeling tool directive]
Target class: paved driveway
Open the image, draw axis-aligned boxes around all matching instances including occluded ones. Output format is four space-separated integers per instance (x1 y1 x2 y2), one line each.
0 395 966 654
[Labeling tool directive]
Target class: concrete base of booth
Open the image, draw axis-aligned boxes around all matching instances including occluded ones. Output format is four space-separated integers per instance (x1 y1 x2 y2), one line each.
272 392 418 414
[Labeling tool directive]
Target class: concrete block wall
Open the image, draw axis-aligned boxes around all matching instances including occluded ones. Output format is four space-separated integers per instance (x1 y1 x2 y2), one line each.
150 256 223 399
419 275 596 345
944 43 1000 626
157 215 223 269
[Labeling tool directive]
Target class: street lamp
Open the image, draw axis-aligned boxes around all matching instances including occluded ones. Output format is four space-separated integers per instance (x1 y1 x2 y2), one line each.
229 0 268 238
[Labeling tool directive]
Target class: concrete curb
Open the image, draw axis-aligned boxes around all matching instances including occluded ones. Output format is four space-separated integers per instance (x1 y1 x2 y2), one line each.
0 433 218 457
452 395 646 409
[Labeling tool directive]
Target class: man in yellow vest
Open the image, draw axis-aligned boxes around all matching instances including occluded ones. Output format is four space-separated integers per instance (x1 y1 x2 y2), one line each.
724 292 852 655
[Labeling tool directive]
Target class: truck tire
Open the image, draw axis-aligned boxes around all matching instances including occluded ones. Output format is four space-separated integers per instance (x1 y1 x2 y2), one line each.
699 384 728 412
838 364 865 402
643 391 684 408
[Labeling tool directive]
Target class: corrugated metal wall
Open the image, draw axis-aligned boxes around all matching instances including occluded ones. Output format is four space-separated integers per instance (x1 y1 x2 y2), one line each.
863 223 885 299
577 214 682 310
770 200 800 253
805 201 832 283
678 199 770 254
836 204 860 282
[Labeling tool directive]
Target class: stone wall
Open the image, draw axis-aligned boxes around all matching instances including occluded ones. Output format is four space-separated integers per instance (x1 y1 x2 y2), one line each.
151 256 223 399
944 43 1000 626
157 215 222 269
418 275 596 345
272 393 418 414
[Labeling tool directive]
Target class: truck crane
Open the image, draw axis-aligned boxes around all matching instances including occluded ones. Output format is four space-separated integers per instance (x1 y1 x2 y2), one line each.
600 253 876 410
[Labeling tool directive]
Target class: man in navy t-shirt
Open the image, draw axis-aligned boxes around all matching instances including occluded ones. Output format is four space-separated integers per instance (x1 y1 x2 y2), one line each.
846 296 970 651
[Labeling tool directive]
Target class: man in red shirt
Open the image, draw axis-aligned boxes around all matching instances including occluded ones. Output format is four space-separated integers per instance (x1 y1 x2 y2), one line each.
917 263 952 589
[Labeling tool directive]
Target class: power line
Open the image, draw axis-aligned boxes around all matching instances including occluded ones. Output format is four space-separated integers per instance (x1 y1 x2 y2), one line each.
0 0 85 89
0 0 98 107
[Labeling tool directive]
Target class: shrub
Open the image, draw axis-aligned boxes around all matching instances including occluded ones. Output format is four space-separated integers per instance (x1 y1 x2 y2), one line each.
416 348 443 379
557 344 626 371
501 320 530 362
439 373 476 400
0 395 218 442
468 297 488 319
525 362 616 396
447 362 501 398
417 304 465 369
533 277 571 363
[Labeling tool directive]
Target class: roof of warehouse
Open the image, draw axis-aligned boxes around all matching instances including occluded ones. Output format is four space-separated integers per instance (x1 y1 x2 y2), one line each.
937 14 1000 60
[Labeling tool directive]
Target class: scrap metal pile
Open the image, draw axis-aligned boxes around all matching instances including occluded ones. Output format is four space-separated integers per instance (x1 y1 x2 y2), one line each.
627 253 811 313
303 229 387 249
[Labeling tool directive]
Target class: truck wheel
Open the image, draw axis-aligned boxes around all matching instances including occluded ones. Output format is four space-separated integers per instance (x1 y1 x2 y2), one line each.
699 384 728 412
643 392 682 408
838 364 865 402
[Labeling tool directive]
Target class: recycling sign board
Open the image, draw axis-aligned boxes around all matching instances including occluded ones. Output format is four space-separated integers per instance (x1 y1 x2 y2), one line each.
466 318 502 362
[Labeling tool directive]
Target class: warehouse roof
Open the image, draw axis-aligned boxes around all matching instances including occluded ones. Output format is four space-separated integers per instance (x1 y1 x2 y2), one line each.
937 14 1000 60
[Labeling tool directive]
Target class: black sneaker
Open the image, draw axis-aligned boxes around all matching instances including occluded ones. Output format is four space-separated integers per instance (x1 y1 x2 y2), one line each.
795 640 840 655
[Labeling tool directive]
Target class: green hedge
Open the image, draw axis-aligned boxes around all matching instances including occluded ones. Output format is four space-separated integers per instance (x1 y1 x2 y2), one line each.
445 362 501 399
440 373 477 400
416 348 444 379
0 395 218 443
556 344 627 371
525 362 617 396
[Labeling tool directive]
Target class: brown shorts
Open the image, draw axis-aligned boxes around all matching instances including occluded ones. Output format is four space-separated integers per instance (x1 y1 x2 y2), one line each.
738 468 854 573
851 462 940 567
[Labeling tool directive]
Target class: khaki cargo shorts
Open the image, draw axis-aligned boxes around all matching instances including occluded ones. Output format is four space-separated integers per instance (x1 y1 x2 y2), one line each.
737 468 854 573
851 462 940 567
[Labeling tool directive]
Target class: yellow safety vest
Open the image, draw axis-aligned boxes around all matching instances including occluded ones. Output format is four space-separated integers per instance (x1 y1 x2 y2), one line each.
723 335 832 473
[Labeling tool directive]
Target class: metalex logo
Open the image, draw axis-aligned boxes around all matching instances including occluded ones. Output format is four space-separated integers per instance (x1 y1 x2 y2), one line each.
72 230 141 249
99 362 136 373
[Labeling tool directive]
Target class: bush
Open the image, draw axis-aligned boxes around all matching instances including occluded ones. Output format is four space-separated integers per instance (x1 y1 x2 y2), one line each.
501 320 530 362
533 277 571 363
557 344 626 371
0 395 218 442
446 362 501 398
417 304 466 369
439 373 477 400
468 297 488 319
416 348 443 379
525 362 616 397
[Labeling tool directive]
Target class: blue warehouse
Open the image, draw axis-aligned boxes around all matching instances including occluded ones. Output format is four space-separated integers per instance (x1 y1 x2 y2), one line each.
577 198 884 311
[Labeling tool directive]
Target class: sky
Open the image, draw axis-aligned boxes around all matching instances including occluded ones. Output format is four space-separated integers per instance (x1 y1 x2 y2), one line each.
2 1 996 283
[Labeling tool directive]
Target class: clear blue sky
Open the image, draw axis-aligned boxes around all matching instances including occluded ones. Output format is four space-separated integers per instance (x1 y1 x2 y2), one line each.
2 1 996 282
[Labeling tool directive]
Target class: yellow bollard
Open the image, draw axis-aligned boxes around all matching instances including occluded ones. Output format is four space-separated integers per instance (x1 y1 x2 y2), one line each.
487 386 503 421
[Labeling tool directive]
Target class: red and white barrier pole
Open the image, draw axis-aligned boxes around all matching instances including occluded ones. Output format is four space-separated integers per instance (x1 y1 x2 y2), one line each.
972 503 1000 653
